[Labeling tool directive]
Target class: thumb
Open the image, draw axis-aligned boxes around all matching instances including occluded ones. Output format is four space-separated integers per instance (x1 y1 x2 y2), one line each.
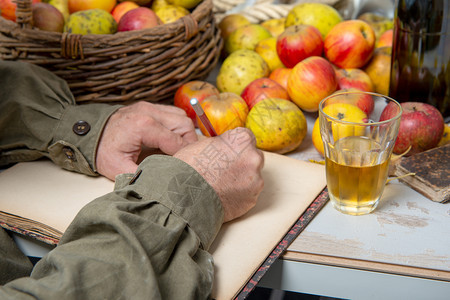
99 153 139 181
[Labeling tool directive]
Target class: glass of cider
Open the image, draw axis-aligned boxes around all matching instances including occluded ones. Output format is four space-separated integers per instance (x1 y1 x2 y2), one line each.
319 91 402 215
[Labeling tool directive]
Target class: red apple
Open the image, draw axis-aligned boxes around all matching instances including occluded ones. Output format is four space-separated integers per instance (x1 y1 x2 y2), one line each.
117 7 162 31
174 80 220 124
241 77 290 110
287 56 337 112
31 2 64 32
335 68 374 92
324 20 376 69
276 24 323 68
198 93 249 137
0 0 41 22
111 1 139 23
324 88 374 115
269 67 292 91
380 102 445 156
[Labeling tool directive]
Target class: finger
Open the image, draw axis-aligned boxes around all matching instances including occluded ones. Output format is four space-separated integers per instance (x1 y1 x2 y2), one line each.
153 103 187 116
115 158 139 177
150 110 198 144
135 102 197 141
255 149 265 172
139 121 185 155
151 109 194 131
98 153 139 181
181 129 199 144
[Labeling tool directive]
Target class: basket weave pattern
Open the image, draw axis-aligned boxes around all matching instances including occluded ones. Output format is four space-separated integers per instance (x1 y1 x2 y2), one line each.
0 0 222 103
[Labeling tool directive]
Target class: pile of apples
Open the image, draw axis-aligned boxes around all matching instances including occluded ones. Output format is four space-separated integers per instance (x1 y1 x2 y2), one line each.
0 0 201 34
174 2 447 156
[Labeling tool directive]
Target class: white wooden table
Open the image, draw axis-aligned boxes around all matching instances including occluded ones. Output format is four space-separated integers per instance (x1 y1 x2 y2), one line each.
257 112 450 300
10 110 450 300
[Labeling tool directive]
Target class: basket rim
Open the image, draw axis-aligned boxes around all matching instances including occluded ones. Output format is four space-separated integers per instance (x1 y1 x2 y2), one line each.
8 0 213 39
1 0 222 104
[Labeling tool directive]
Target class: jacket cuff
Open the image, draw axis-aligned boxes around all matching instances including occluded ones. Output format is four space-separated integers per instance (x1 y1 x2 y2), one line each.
122 155 224 250
49 103 122 175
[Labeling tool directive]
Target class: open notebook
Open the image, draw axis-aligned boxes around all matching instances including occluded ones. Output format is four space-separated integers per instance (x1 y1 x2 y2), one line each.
0 152 326 299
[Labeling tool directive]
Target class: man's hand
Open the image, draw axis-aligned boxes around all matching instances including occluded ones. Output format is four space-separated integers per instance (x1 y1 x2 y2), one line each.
96 102 198 180
174 128 264 222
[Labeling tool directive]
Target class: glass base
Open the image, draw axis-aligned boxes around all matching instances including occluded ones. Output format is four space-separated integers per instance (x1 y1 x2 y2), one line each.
330 196 379 216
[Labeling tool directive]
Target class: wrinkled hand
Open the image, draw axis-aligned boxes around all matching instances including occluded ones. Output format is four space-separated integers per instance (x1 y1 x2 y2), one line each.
174 128 264 222
96 101 198 180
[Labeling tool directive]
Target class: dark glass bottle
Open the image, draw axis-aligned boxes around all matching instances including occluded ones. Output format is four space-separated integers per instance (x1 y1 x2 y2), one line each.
389 0 449 118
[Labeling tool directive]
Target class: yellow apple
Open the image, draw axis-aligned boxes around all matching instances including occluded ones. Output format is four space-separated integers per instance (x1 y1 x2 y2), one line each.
363 46 392 96
285 3 343 38
261 18 285 37
246 98 307 154
151 0 170 11
312 117 324 156
154 4 189 24
321 103 367 141
437 123 450 147
166 0 201 10
255 37 285 72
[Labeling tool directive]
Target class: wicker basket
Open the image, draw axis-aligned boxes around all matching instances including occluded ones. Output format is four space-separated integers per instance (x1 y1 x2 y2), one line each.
0 0 223 104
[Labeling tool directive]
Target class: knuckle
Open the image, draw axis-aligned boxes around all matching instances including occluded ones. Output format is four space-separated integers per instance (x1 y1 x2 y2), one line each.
180 116 195 129
238 127 253 138
174 106 188 116
248 150 264 169
133 101 149 110
135 114 156 127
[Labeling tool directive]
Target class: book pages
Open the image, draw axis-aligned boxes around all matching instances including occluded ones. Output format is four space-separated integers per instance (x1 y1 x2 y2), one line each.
0 153 326 299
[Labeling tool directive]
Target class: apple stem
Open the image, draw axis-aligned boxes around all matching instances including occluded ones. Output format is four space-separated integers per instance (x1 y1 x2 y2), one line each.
361 28 367 39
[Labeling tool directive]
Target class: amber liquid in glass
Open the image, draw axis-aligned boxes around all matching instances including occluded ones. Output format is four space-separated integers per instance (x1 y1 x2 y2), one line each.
326 136 390 215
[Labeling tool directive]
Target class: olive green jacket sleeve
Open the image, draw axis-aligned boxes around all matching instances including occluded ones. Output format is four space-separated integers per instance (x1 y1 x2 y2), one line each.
0 155 224 299
0 60 122 175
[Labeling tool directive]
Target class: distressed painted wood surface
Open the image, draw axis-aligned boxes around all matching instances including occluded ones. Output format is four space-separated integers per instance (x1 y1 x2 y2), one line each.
280 111 450 280
284 179 450 280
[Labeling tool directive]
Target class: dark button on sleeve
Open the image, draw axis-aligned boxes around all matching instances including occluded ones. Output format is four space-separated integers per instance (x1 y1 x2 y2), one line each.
72 120 91 136
63 146 77 161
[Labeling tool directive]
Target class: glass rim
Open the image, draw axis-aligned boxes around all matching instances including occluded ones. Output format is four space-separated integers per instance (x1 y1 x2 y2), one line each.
319 91 403 126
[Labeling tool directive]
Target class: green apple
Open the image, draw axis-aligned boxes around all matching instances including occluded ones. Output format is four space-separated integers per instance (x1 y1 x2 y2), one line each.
65 9 117 35
285 3 343 38
216 49 270 95
218 14 251 41
225 24 272 54
358 12 393 40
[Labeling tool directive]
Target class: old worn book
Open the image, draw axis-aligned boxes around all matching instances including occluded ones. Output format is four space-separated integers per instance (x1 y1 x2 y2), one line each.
392 143 450 203
0 152 326 300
